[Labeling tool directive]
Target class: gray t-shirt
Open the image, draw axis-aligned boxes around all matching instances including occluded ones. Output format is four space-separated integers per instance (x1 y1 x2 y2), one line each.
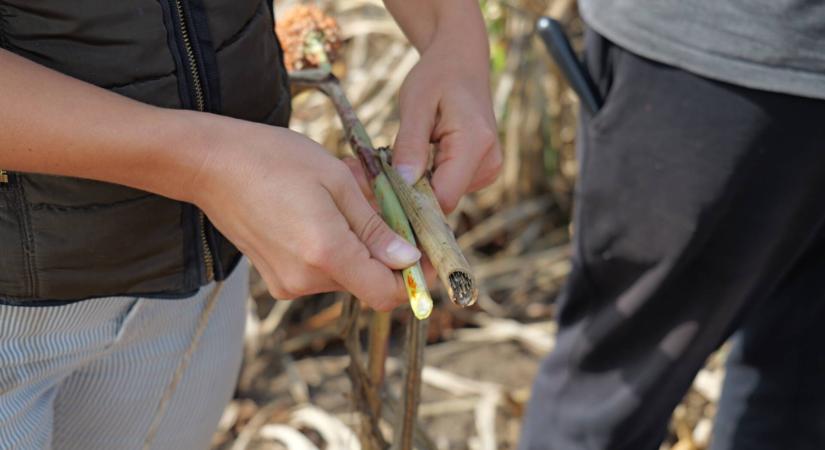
579 0 825 100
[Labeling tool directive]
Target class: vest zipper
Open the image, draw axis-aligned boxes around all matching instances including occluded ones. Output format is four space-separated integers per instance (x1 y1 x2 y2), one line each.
174 0 205 112
173 0 214 281
198 212 215 282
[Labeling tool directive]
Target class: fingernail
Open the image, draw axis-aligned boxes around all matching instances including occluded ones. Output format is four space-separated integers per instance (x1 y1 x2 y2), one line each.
386 238 421 265
394 164 418 185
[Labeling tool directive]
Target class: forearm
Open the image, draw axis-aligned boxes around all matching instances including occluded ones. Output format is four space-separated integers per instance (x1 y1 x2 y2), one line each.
0 49 207 203
0 49 420 309
382 0 489 65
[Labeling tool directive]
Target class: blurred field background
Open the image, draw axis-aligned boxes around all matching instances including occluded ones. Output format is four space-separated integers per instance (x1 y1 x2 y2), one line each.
211 1 723 449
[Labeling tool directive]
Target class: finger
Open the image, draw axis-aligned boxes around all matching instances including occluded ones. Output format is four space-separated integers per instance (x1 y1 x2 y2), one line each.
256 259 296 300
392 83 438 185
281 266 345 298
301 205 409 310
319 166 420 310
349 272 410 311
430 132 486 213
466 144 503 192
302 219 409 310
342 156 377 209
252 248 344 299
239 246 293 299
336 260 409 311
327 171 421 270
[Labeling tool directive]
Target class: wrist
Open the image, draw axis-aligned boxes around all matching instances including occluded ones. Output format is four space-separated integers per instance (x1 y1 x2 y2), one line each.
420 14 490 85
141 108 224 205
174 110 238 207
425 1 489 59
174 113 301 210
387 0 488 63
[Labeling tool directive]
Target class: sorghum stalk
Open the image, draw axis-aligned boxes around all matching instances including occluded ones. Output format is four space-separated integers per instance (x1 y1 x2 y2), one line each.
396 316 428 450
299 73 433 320
378 151 479 307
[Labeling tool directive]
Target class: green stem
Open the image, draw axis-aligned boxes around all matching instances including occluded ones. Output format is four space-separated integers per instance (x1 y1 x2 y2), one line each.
294 74 433 319
317 79 384 179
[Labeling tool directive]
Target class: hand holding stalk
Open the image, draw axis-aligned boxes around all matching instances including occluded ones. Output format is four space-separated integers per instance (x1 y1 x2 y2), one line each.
278 6 478 316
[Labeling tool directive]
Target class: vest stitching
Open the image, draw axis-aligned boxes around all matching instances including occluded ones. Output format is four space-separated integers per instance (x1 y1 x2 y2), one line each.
12 182 37 297
29 193 154 212
21 189 38 298
266 86 291 122
103 69 176 90
214 3 262 53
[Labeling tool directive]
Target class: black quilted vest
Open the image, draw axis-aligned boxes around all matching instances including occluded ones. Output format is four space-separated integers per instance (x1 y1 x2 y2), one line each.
0 0 291 303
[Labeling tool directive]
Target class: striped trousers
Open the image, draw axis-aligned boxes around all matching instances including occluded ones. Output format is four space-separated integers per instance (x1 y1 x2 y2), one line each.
0 261 248 450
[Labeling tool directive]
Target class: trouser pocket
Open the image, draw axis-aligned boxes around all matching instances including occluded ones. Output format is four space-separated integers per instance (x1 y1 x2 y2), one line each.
0 296 139 394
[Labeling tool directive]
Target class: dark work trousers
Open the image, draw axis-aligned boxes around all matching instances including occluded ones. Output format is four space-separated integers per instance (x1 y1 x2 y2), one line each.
519 29 825 450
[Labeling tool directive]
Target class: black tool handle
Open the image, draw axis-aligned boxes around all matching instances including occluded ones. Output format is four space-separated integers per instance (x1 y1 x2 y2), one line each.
536 16 603 115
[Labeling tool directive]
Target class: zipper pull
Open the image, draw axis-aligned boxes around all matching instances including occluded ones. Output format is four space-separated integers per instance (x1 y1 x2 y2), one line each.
0 170 8 184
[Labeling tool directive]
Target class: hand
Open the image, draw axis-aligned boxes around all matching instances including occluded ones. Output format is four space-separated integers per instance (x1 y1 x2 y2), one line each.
390 25 502 214
189 115 421 310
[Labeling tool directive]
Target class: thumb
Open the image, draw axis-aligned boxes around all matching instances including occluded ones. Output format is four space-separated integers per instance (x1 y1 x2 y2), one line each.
392 84 438 185
330 172 421 269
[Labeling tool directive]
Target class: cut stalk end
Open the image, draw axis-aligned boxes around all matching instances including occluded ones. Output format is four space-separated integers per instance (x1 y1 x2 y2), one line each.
410 290 433 320
404 262 433 320
448 271 477 307
378 149 479 309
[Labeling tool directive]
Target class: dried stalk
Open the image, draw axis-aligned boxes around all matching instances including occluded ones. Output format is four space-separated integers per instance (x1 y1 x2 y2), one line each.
302 68 431 444
339 296 388 450
381 395 438 450
366 310 391 421
293 68 439 450
300 68 479 310
379 152 479 307
282 15 457 449
292 70 433 319
395 318 428 450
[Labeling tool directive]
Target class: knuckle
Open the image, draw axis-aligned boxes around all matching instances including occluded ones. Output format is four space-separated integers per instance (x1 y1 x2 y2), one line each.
358 211 388 245
480 172 499 189
280 279 305 299
270 288 294 300
326 160 354 189
475 175 497 192
280 271 324 299
489 143 503 165
373 301 396 312
441 195 460 214
392 134 422 157
303 239 336 270
266 282 294 300
366 293 396 312
359 275 403 311
485 153 504 179
475 124 499 150
260 274 291 300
